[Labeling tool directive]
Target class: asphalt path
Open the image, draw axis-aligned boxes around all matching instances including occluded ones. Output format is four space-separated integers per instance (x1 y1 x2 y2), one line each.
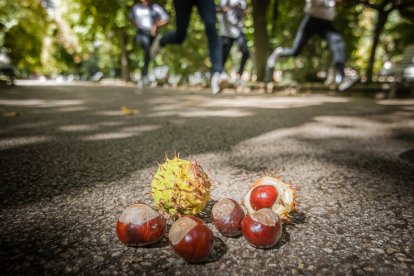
0 83 413 275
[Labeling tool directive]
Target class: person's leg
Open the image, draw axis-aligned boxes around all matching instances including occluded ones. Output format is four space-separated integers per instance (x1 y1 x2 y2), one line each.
235 33 250 76
324 23 346 82
222 36 234 68
269 14 315 64
159 0 193 46
279 18 313 57
196 0 223 73
196 0 226 94
323 22 359 91
265 14 316 83
150 0 193 58
136 33 152 78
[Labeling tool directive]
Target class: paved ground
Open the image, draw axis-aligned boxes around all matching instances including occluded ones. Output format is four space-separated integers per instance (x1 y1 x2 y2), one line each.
0 83 413 275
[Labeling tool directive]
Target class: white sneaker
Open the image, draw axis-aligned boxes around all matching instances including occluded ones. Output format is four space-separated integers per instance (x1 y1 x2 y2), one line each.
150 35 162 59
137 76 150 89
234 77 244 88
267 47 283 68
265 82 275 93
338 75 360 92
211 72 228 95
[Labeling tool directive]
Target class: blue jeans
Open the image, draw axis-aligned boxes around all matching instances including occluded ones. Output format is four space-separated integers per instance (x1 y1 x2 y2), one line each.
136 32 154 77
160 0 223 73
222 34 250 76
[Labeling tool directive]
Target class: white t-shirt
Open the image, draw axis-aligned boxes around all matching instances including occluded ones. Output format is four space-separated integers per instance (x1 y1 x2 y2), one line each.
219 0 246 38
304 0 336 21
130 4 168 33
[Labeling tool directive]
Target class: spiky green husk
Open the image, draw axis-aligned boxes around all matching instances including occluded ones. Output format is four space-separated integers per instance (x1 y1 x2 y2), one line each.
151 157 211 220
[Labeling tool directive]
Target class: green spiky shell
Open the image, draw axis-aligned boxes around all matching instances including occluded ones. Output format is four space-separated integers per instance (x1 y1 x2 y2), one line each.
151 157 211 220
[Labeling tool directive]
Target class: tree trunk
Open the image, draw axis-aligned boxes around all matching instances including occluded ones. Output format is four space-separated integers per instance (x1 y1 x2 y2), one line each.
252 0 270 81
366 10 389 82
119 28 130 82
271 0 279 38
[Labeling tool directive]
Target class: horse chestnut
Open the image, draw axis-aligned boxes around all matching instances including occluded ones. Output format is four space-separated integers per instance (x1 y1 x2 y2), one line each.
241 208 282 249
168 216 214 263
243 176 298 221
116 203 166 246
211 199 245 237
249 185 279 211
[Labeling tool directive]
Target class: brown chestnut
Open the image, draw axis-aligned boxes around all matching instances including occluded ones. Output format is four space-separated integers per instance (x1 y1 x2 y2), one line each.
116 203 166 246
241 208 282 249
211 198 245 237
249 185 279 211
168 215 214 263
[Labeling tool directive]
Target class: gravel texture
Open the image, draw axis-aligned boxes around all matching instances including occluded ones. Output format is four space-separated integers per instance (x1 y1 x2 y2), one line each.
0 84 413 275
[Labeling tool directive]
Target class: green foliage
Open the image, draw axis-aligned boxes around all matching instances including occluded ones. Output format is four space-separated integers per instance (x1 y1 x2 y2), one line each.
1 0 413 82
1 0 51 74
380 9 414 63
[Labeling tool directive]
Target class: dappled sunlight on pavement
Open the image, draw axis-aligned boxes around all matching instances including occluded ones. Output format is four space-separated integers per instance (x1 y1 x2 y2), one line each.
377 99 414 106
59 124 100 132
82 125 161 141
178 109 253 118
230 111 414 165
0 99 85 107
83 132 137 141
201 96 349 108
0 135 51 150
0 85 413 274
145 94 349 118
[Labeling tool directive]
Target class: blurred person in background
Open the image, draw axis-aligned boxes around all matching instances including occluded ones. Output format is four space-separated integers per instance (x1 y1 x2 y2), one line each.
217 0 250 90
150 0 228 95
265 0 359 92
130 0 169 88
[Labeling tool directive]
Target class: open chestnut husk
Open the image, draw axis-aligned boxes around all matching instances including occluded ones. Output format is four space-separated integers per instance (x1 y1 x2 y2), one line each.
243 176 298 221
116 203 166 246
211 198 245 237
241 208 282 249
168 215 214 263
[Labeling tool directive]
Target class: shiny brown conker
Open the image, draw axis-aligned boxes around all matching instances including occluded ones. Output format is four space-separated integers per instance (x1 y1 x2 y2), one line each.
168 215 214 263
211 198 245 237
116 203 166 246
241 208 282 249
249 185 279 210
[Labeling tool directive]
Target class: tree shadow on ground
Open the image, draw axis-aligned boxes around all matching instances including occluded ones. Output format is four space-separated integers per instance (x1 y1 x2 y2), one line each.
0 85 411 209
399 148 414 164
285 211 307 227
1 85 413 274
0 86 360 208
294 137 414 196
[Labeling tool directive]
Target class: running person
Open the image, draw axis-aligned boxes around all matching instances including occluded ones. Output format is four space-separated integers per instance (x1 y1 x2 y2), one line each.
129 0 169 87
265 0 359 92
218 0 249 88
150 0 228 94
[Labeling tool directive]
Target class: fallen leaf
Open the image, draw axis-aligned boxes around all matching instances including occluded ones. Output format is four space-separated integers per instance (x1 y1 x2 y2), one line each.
3 111 20 117
121 106 139 115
